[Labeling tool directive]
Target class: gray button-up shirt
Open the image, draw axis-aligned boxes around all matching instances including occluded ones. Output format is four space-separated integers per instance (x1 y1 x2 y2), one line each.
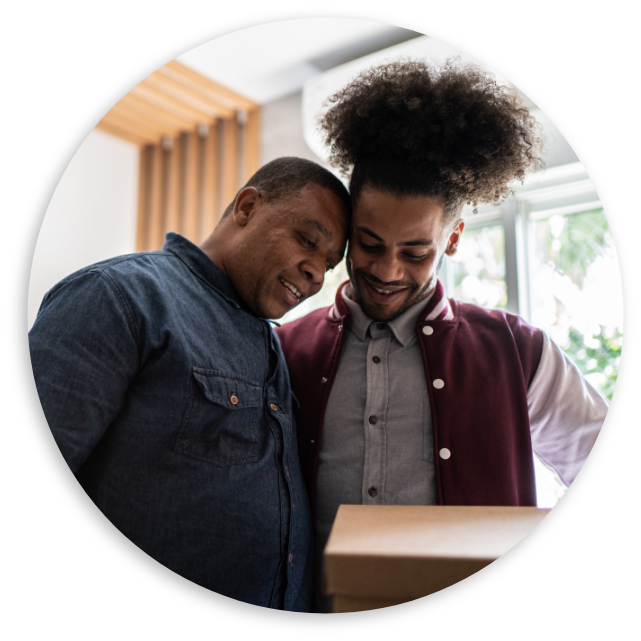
314 285 437 610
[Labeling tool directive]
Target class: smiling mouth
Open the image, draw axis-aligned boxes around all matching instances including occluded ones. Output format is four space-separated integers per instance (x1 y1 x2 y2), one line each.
360 275 411 304
279 277 303 302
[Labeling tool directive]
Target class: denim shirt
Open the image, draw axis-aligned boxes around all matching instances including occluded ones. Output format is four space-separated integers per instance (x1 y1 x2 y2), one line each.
29 233 312 611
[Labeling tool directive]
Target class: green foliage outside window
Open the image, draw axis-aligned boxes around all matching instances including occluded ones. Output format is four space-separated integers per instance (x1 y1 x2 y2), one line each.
531 208 622 401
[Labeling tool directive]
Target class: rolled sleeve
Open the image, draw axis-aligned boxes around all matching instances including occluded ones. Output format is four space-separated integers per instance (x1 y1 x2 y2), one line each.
29 271 140 472
528 332 608 486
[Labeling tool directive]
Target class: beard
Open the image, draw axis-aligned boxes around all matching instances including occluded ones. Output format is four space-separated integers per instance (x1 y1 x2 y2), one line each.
347 254 444 322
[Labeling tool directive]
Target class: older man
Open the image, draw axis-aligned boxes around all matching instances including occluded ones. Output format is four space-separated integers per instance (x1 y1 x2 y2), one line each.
29 157 350 611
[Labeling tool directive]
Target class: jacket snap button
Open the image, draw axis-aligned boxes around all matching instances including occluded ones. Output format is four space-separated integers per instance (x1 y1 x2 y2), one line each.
440 448 451 460
372 356 380 364
270 404 278 411
230 395 239 405
368 415 377 425
321 377 328 384
368 487 378 497
433 379 444 389
422 326 434 335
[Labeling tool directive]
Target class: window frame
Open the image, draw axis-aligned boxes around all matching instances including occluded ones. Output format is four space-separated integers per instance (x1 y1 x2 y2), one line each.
441 162 604 324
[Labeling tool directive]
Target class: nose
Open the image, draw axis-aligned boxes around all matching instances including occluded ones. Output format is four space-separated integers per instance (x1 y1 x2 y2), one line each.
369 252 403 283
301 254 325 289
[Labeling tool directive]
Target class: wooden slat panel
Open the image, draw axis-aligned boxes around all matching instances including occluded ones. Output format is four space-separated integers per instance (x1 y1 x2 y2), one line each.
147 144 165 250
164 60 257 111
200 123 219 239
181 131 200 242
144 72 235 119
221 118 239 216
115 93 198 130
105 101 181 136
111 100 195 135
244 108 261 182
96 120 154 146
136 146 152 251
101 110 176 140
131 83 214 123
164 137 182 236
97 114 162 145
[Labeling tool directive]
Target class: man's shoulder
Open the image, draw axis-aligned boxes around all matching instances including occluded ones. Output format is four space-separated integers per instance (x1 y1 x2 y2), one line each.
87 249 180 279
452 299 540 336
276 305 337 355
278 306 331 332
54 249 181 291
451 299 544 380
38 250 185 317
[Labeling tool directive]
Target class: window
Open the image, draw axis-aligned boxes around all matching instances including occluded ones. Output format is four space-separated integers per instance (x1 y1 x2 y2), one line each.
529 207 621 401
448 223 507 310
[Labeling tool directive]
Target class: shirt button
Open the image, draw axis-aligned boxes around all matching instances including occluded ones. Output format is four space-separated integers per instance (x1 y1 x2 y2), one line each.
433 379 445 389
321 377 328 384
270 404 278 411
310 439 315 444
440 448 451 460
368 487 378 497
368 415 377 425
338 325 343 331
372 356 380 364
422 325 434 335
230 395 239 405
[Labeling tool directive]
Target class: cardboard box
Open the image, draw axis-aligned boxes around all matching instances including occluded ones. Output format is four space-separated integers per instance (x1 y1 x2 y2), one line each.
324 504 550 613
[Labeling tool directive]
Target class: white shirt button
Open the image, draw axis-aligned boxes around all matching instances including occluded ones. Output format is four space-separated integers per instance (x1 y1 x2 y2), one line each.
440 448 451 459
433 378 444 389
422 326 434 335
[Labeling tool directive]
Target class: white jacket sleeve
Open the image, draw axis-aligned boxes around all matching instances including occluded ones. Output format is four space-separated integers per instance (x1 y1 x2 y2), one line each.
528 333 608 487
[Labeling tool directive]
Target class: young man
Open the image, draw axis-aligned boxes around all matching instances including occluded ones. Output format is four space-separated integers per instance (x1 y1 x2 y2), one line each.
275 61 607 611
29 157 350 611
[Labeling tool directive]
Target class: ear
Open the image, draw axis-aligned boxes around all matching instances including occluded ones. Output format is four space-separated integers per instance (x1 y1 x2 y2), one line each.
231 187 261 227
444 220 465 257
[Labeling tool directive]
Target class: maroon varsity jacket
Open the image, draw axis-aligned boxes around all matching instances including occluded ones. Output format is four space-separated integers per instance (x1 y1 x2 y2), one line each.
275 280 544 512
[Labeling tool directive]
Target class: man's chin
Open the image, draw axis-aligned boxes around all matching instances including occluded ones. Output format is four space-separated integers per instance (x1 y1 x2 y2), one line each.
355 290 410 322
362 302 405 322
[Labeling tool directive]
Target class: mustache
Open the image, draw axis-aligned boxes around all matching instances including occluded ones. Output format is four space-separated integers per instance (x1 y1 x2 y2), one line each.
355 269 417 290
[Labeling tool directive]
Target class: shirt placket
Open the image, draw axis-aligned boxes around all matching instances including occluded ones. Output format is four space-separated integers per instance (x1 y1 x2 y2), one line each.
362 323 392 504
262 327 293 609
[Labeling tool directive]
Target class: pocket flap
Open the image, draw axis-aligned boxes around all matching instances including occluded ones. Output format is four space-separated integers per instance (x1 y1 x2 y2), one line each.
192 369 263 409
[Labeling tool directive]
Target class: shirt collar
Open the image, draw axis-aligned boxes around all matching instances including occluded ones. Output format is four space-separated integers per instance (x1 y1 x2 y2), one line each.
162 232 245 310
341 283 436 347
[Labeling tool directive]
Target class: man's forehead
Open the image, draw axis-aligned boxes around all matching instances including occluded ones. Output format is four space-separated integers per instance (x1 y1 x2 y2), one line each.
352 193 445 242
354 224 437 247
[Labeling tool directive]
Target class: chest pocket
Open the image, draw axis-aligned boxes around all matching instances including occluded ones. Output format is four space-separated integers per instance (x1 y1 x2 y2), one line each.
174 368 263 467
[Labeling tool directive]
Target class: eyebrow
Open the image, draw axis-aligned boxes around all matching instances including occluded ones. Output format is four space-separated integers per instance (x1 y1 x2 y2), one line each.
305 218 332 241
357 226 435 247
303 218 345 265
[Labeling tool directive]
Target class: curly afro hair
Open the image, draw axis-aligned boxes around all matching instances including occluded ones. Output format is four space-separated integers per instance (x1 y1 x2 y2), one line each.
319 58 544 219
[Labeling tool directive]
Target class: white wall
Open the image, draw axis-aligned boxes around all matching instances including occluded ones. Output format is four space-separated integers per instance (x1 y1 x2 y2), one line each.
28 130 139 329
260 91 330 167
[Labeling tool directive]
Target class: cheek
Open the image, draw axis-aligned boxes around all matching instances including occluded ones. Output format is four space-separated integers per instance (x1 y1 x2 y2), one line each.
347 246 367 269
410 256 439 287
